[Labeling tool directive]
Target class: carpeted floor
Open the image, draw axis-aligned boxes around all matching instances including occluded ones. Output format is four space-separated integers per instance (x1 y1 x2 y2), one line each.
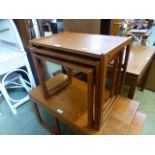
0 89 49 135
0 88 74 135
135 88 155 134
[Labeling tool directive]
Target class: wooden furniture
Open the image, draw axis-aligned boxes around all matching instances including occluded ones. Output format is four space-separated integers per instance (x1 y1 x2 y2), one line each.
108 45 155 99
29 74 146 135
32 52 95 128
126 45 155 98
30 32 132 129
145 59 155 91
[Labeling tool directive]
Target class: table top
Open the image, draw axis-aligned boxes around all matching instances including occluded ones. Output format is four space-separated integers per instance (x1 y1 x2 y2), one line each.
30 32 132 58
127 45 155 76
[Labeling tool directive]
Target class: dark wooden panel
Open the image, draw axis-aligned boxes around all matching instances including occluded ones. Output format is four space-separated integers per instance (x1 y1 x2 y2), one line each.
100 19 111 35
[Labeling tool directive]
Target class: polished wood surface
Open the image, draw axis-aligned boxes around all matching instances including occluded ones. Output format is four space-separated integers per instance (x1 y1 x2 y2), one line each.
107 45 155 98
29 32 147 133
30 74 89 131
127 112 146 135
127 45 155 76
32 52 95 127
31 46 101 128
30 32 132 57
30 32 132 129
126 45 155 98
99 96 139 135
29 74 145 135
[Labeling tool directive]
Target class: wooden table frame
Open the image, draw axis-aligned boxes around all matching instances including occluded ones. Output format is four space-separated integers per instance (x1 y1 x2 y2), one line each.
96 45 131 128
30 32 132 129
125 52 155 99
31 47 101 128
107 45 155 99
30 45 131 129
31 52 95 128
31 47 101 115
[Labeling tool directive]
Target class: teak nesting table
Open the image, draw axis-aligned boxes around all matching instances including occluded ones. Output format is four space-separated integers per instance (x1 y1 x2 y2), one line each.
30 32 132 130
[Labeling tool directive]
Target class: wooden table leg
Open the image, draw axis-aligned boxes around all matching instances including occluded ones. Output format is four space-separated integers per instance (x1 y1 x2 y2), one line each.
87 70 94 128
128 78 138 99
95 55 108 129
140 56 153 91
120 45 131 93
31 100 61 135
32 53 50 99
55 118 62 135
94 62 100 129
95 44 131 129
141 35 149 45
32 54 71 99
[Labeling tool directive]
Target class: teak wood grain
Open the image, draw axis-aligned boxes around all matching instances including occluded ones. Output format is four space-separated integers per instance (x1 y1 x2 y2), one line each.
29 74 143 135
30 32 132 129
33 53 95 128
127 45 155 76
31 47 101 127
30 31 132 57
127 112 146 135
108 45 155 99
126 45 155 98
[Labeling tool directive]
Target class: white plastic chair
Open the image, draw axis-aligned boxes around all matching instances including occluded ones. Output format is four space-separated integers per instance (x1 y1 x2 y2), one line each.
0 69 33 115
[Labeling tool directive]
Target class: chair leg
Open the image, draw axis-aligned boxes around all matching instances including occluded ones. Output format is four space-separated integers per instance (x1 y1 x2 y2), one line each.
0 83 17 115
0 68 34 115
18 75 30 92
